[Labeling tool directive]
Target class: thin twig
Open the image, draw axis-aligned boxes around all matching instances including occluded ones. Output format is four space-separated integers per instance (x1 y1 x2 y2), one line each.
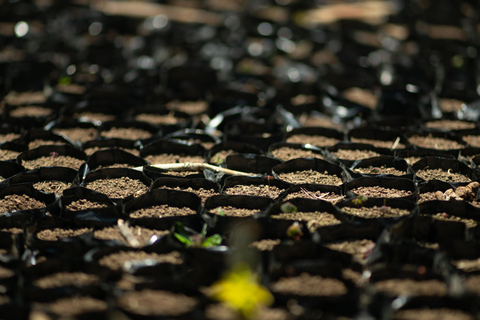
300 188 344 202
134 162 261 177
117 219 141 248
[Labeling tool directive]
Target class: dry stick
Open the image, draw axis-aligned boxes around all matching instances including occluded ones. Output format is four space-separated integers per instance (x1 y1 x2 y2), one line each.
134 162 262 177
117 219 141 248
391 137 401 150
300 187 344 202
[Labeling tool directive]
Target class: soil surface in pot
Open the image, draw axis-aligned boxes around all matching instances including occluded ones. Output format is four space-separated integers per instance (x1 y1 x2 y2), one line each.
100 127 153 140
285 135 340 147
408 134 464 150
424 120 475 131
270 273 348 296
156 186 218 203
283 189 344 204
424 212 477 228
249 239 281 251
36 228 92 241
415 168 471 183
85 177 149 199
271 211 341 232
129 204 196 218
332 149 381 161
34 296 107 317
117 289 198 317
22 155 84 170
224 185 285 198
392 308 473 320
145 154 205 165
0 194 45 213
325 239 375 263
277 170 342 185
65 199 109 211
352 166 406 176
53 127 98 143
33 181 71 195
93 226 169 246
374 278 447 296
349 138 405 149
271 147 324 161
0 149 21 161
98 250 182 271
84 146 140 157
210 206 260 218
33 272 100 288
341 206 411 219
350 186 412 198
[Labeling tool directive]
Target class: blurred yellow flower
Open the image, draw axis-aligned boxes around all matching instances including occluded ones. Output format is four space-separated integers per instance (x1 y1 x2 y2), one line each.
208 262 274 319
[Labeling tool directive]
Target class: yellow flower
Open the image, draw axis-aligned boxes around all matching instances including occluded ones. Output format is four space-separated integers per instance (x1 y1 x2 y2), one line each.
208 262 274 319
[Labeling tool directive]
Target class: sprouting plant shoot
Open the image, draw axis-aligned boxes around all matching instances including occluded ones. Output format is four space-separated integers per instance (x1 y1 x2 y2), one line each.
217 208 226 216
280 202 297 213
286 221 303 240
208 262 274 319
352 195 368 207
173 222 222 248
264 175 274 187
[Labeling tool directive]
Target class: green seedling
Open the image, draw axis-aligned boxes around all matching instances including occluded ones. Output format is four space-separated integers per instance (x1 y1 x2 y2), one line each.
217 208 226 216
280 202 297 213
286 221 304 240
352 195 368 207
173 222 222 248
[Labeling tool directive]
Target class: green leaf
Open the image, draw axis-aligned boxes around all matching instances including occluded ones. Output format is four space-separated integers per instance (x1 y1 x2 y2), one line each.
203 234 222 248
174 232 193 246
280 202 297 213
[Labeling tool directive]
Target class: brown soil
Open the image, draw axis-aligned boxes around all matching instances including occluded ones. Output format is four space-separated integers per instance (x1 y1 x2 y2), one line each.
249 239 281 251
85 177 149 199
36 228 92 241
462 135 480 147
277 169 342 185
271 147 324 161
285 135 340 147
98 250 182 271
408 134 464 150
352 166 406 176
452 258 480 273
22 155 84 170
393 308 473 320
374 278 447 296
134 113 184 125
145 154 205 165
96 163 137 169
129 204 196 218
210 150 236 164
298 114 344 130
341 206 411 219
205 303 293 320
9 105 52 117
28 139 68 149
4 91 47 105
166 100 208 115
65 199 109 211
37 296 107 316
283 189 344 204
93 226 169 245
350 186 412 198
403 156 422 165
342 87 377 109
418 191 441 203
210 206 260 217
415 168 471 183
156 186 218 203
325 239 376 262
271 211 341 232
100 127 153 140
332 149 381 161
73 112 116 123
0 266 14 279
0 133 21 143
270 273 348 296
349 138 405 149
33 181 71 195
424 120 476 131
53 127 98 143
223 185 285 198
1 228 23 234
439 98 464 113
0 194 45 213
0 149 21 160
463 275 480 294
33 272 100 288
117 289 198 316
425 212 477 228
84 146 140 157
